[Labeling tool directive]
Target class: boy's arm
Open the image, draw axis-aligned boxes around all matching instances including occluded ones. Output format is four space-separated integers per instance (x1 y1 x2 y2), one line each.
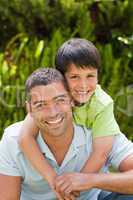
81 136 114 173
18 114 57 190
81 100 119 173
55 136 114 197
55 133 133 194
19 115 77 200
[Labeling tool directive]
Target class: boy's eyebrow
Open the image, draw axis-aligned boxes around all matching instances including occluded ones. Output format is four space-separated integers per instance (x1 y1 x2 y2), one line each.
68 72 97 75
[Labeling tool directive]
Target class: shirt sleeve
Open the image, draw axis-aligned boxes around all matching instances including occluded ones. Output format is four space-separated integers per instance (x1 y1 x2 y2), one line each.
0 134 21 176
108 133 133 169
92 102 120 138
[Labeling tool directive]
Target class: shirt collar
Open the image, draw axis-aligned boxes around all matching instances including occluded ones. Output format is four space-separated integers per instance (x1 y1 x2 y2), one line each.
37 124 87 154
72 124 87 149
37 134 54 160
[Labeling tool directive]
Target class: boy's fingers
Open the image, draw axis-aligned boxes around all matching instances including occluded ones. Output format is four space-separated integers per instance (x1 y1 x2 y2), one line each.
72 191 80 197
54 190 64 200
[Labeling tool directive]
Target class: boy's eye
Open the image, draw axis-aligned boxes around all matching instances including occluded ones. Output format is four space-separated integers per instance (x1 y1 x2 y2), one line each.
87 75 94 78
69 76 79 79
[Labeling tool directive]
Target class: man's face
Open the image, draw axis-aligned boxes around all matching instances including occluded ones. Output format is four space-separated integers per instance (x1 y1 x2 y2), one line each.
27 81 73 137
65 64 98 104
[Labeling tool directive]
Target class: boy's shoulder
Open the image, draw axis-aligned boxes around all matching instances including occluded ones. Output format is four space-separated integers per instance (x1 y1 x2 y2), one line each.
94 84 113 107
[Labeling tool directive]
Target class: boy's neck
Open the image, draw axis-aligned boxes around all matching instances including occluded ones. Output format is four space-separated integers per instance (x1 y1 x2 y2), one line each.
74 101 85 107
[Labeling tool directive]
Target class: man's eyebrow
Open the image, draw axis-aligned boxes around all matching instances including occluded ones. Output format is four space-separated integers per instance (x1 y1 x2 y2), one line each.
32 94 69 105
32 100 44 105
53 94 69 100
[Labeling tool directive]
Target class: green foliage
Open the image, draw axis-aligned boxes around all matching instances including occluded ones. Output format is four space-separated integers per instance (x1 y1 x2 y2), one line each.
0 0 133 139
99 43 133 139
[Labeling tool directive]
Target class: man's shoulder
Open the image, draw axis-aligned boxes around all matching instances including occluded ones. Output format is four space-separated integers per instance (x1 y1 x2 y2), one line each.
3 121 23 139
73 124 92 141
0 121 24 155
94 84 113 107
74 124 91 135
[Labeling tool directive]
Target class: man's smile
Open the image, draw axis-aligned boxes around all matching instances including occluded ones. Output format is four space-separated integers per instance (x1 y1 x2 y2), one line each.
45 116 64 125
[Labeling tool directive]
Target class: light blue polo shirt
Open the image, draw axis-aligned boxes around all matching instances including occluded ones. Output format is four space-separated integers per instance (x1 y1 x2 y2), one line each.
0 121 133 200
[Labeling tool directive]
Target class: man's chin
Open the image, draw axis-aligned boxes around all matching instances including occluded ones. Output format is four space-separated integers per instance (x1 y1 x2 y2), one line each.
47 129 65 137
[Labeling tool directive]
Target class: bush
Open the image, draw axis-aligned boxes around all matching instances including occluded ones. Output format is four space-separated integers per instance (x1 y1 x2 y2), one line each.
0 0 133 139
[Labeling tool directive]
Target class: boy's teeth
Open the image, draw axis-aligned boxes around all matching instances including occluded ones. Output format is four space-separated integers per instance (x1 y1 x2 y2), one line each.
77 91 88 94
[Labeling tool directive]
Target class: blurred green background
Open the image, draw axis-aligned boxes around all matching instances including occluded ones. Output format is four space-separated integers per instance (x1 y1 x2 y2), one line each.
0 0 133 139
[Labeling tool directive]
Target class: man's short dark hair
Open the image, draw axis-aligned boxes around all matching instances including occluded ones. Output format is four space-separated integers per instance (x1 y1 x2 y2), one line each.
25 68 68 100
55 38 101 74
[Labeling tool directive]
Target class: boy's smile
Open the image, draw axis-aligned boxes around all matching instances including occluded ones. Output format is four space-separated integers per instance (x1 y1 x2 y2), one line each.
65 64 98 104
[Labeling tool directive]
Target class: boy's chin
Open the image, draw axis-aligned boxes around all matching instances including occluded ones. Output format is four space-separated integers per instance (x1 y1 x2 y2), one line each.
74 96 92 106
74 99 87 106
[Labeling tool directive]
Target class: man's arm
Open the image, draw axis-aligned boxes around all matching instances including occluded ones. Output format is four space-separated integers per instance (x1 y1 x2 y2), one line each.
119 154 133 172
55 170 133 195
0 174 21 200
92 153 133 193
94 170 133 194
0 127 22 200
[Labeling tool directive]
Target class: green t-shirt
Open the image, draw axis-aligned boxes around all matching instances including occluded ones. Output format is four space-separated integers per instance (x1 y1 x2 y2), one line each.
73 84 120 138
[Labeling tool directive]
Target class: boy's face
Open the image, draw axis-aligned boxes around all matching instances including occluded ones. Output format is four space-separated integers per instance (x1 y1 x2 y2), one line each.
65 64 98 105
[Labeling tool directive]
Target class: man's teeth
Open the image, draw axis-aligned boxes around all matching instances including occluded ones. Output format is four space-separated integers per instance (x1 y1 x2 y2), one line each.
47 118 62 124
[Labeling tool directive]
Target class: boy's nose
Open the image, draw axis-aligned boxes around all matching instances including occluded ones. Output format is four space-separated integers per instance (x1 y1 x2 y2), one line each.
78 79 88 90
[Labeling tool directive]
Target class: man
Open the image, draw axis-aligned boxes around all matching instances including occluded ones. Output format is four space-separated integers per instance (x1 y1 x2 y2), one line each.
0 68 133 200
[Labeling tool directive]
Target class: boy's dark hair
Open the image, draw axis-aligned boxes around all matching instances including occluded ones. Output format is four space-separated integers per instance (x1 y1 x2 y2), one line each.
25 68 68 100
55 38 101 74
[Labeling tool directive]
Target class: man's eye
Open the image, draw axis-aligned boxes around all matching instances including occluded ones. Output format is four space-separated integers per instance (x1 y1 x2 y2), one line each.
56 98 68 104
35 103 43 108
56 98 66 103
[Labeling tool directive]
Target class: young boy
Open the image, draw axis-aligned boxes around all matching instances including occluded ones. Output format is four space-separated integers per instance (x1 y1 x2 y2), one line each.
19 38 120 197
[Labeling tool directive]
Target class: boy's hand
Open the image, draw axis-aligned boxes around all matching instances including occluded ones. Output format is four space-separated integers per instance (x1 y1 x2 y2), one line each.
55 172 94 195
55 191 79 200
46 172 64 200
50 173 80 200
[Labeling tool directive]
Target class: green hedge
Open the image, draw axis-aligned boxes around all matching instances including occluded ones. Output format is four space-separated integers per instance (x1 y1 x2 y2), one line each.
0 0 133 139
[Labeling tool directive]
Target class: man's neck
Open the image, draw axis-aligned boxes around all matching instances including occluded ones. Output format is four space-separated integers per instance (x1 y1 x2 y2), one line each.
40 125 74 166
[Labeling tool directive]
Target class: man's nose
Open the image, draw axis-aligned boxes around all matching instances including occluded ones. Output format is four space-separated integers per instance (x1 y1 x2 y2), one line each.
47 104 60 117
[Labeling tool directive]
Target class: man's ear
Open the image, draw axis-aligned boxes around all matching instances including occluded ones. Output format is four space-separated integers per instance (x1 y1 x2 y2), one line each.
70 99 75 107
25 101 31 114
